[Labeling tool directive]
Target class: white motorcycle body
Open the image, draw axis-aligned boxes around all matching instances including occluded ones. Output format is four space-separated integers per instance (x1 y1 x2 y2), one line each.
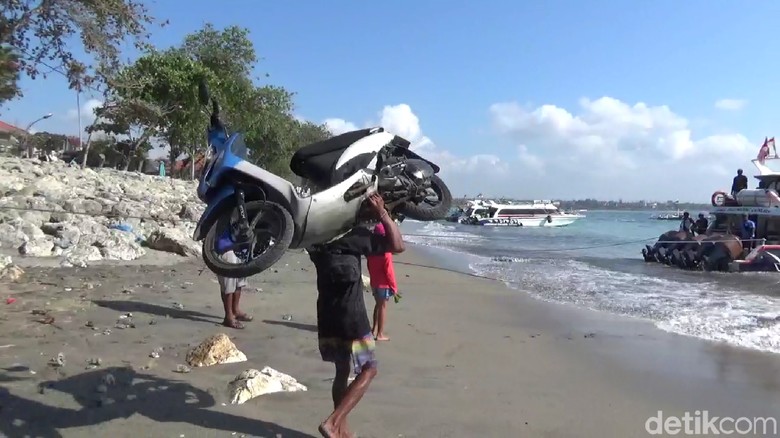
195 128 396 250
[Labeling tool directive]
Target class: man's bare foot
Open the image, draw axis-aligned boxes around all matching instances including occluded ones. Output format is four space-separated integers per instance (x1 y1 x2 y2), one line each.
235 313 253 322
318 422 338 438
343 422 356 438
375 334 390 341
222 318 244 329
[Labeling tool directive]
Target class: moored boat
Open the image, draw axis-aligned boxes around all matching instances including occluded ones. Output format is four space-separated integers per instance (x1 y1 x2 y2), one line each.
454 199 584 227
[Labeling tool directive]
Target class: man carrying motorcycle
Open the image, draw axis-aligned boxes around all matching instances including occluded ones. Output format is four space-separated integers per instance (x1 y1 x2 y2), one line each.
307 192 405 438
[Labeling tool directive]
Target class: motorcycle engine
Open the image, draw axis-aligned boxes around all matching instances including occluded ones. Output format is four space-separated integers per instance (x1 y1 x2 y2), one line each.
402 159 435 185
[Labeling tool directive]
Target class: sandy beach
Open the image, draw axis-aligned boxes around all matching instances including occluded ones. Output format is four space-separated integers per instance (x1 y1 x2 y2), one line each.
1 246 779 437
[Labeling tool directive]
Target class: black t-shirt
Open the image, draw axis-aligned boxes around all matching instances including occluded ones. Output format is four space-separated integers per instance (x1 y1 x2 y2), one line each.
694 218 708 234
732 175 748 192
308 227 391 339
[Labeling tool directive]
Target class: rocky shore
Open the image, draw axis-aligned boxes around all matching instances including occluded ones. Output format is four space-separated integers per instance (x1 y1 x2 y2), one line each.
0 157 204 269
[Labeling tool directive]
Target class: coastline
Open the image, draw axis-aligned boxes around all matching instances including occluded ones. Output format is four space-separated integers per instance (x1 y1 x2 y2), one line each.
0 246 778 437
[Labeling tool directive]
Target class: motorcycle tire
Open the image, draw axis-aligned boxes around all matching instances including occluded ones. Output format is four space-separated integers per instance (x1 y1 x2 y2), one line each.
202 200 294 278
398 174 453 221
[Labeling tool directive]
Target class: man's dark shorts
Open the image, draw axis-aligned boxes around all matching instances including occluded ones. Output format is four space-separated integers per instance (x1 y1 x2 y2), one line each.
318 334 377 375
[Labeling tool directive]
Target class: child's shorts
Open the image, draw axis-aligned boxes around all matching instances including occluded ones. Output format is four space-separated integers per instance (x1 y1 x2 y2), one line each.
372 287 393 301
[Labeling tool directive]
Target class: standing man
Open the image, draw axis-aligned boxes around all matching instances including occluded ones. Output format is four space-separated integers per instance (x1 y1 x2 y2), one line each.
731 169 748 196
679 211 695 233
740 214 757 253
308 193 405 438
217 250 252 329
694 213 709 236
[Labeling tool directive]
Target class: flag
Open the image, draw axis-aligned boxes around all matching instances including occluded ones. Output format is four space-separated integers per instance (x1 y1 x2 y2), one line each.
758 137 771 163
769 137 777 156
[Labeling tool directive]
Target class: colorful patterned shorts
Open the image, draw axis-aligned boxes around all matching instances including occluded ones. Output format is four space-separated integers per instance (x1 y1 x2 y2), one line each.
318 334 377 375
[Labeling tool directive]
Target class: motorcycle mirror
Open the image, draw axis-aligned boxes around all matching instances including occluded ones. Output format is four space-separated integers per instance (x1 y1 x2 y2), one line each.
197 80 210 106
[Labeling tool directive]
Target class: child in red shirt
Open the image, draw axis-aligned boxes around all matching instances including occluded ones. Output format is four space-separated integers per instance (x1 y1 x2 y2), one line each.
367 222 397 341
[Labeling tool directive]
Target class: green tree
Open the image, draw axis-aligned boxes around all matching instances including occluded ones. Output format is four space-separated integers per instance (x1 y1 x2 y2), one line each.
99 49 215 176
28 131 68 154
89 98 169 170
0 46 20 103
176 25 300 176
0 0 161 104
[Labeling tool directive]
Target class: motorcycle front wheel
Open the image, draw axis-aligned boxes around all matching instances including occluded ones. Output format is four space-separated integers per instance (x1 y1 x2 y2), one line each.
398 175 453 221
202 200 294 278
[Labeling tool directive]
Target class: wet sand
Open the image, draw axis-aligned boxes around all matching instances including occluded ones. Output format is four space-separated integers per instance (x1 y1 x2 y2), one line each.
1 247 779 437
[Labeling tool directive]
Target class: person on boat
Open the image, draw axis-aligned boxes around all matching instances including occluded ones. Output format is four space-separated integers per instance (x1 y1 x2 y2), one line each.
731 169 748 196
740 214 757 251
694 213 709 235
679 211 695 233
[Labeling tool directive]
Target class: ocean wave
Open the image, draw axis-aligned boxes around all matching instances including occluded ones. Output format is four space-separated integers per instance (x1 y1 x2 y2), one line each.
399 215 780 355
402 222 484 247
469 258 780 354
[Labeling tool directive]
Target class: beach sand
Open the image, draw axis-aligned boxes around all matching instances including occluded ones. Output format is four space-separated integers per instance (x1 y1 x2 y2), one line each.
1 247 779 437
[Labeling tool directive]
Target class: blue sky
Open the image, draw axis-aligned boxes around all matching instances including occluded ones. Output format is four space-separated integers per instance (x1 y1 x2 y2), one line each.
6 0 780 201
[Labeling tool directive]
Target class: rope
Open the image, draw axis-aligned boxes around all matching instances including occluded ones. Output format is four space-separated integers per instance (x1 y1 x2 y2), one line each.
652 238 766 244
0 204 766 253
392 260 513 284
0 204 195 223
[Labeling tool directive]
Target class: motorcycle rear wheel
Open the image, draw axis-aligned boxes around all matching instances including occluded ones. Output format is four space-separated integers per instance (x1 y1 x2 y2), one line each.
398 175 452 221
202 200 294 278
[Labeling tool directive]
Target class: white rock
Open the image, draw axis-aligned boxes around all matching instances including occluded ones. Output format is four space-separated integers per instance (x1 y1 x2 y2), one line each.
0 157 205 263
18 236 55 257
146 227 201 257
227 367 307 405
0 256 24 280
185 333 247 368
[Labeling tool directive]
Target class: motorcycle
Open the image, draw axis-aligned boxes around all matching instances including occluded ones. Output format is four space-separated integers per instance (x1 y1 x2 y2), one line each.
193 80 453 278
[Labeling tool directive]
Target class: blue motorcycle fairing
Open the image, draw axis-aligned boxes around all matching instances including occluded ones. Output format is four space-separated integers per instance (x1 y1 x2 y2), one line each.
193 184 235 241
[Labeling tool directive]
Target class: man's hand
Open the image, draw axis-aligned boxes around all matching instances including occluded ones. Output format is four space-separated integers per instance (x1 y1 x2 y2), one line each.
366 192 387 218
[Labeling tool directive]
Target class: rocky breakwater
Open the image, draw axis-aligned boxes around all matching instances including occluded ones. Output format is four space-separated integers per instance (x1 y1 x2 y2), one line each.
0 157 205 267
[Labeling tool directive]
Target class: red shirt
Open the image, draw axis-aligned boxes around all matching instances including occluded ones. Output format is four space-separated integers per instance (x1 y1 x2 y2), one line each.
367 252 397 292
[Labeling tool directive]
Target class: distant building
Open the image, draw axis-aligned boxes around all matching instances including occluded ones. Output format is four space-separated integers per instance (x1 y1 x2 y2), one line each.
0 120 27 154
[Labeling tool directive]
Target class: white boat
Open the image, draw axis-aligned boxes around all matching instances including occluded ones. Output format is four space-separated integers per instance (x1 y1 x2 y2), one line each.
455 199 585 227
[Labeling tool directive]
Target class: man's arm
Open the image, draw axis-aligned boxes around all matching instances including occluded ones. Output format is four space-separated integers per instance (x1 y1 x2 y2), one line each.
378 211 405 254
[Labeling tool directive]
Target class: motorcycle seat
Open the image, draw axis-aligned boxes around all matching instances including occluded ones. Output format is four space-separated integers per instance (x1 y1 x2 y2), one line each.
290 128 376 188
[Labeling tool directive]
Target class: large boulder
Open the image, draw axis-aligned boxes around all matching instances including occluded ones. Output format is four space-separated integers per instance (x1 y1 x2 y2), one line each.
145 227 201 257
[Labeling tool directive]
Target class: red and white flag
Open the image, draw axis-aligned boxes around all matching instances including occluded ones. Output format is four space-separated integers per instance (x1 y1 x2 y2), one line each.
769 137 777 156
758 137 771 163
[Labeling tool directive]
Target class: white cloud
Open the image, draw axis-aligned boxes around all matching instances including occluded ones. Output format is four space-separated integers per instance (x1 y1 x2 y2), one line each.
488 96 755 200
323 118 358 136
320 97 757 201
64 98 103 125
714 98 747 111
322 104 507 193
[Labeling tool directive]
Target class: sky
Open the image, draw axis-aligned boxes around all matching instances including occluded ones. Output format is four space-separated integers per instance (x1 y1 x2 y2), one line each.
6 0 780 202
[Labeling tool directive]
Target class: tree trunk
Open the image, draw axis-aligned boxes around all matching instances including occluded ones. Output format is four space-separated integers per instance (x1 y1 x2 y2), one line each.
80 132 94 168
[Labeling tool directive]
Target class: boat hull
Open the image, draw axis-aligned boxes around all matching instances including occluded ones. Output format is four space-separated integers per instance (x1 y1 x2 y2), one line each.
477 214 583 227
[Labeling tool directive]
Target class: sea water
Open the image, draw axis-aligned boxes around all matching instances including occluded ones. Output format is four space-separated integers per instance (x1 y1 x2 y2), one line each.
400 211 780 354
